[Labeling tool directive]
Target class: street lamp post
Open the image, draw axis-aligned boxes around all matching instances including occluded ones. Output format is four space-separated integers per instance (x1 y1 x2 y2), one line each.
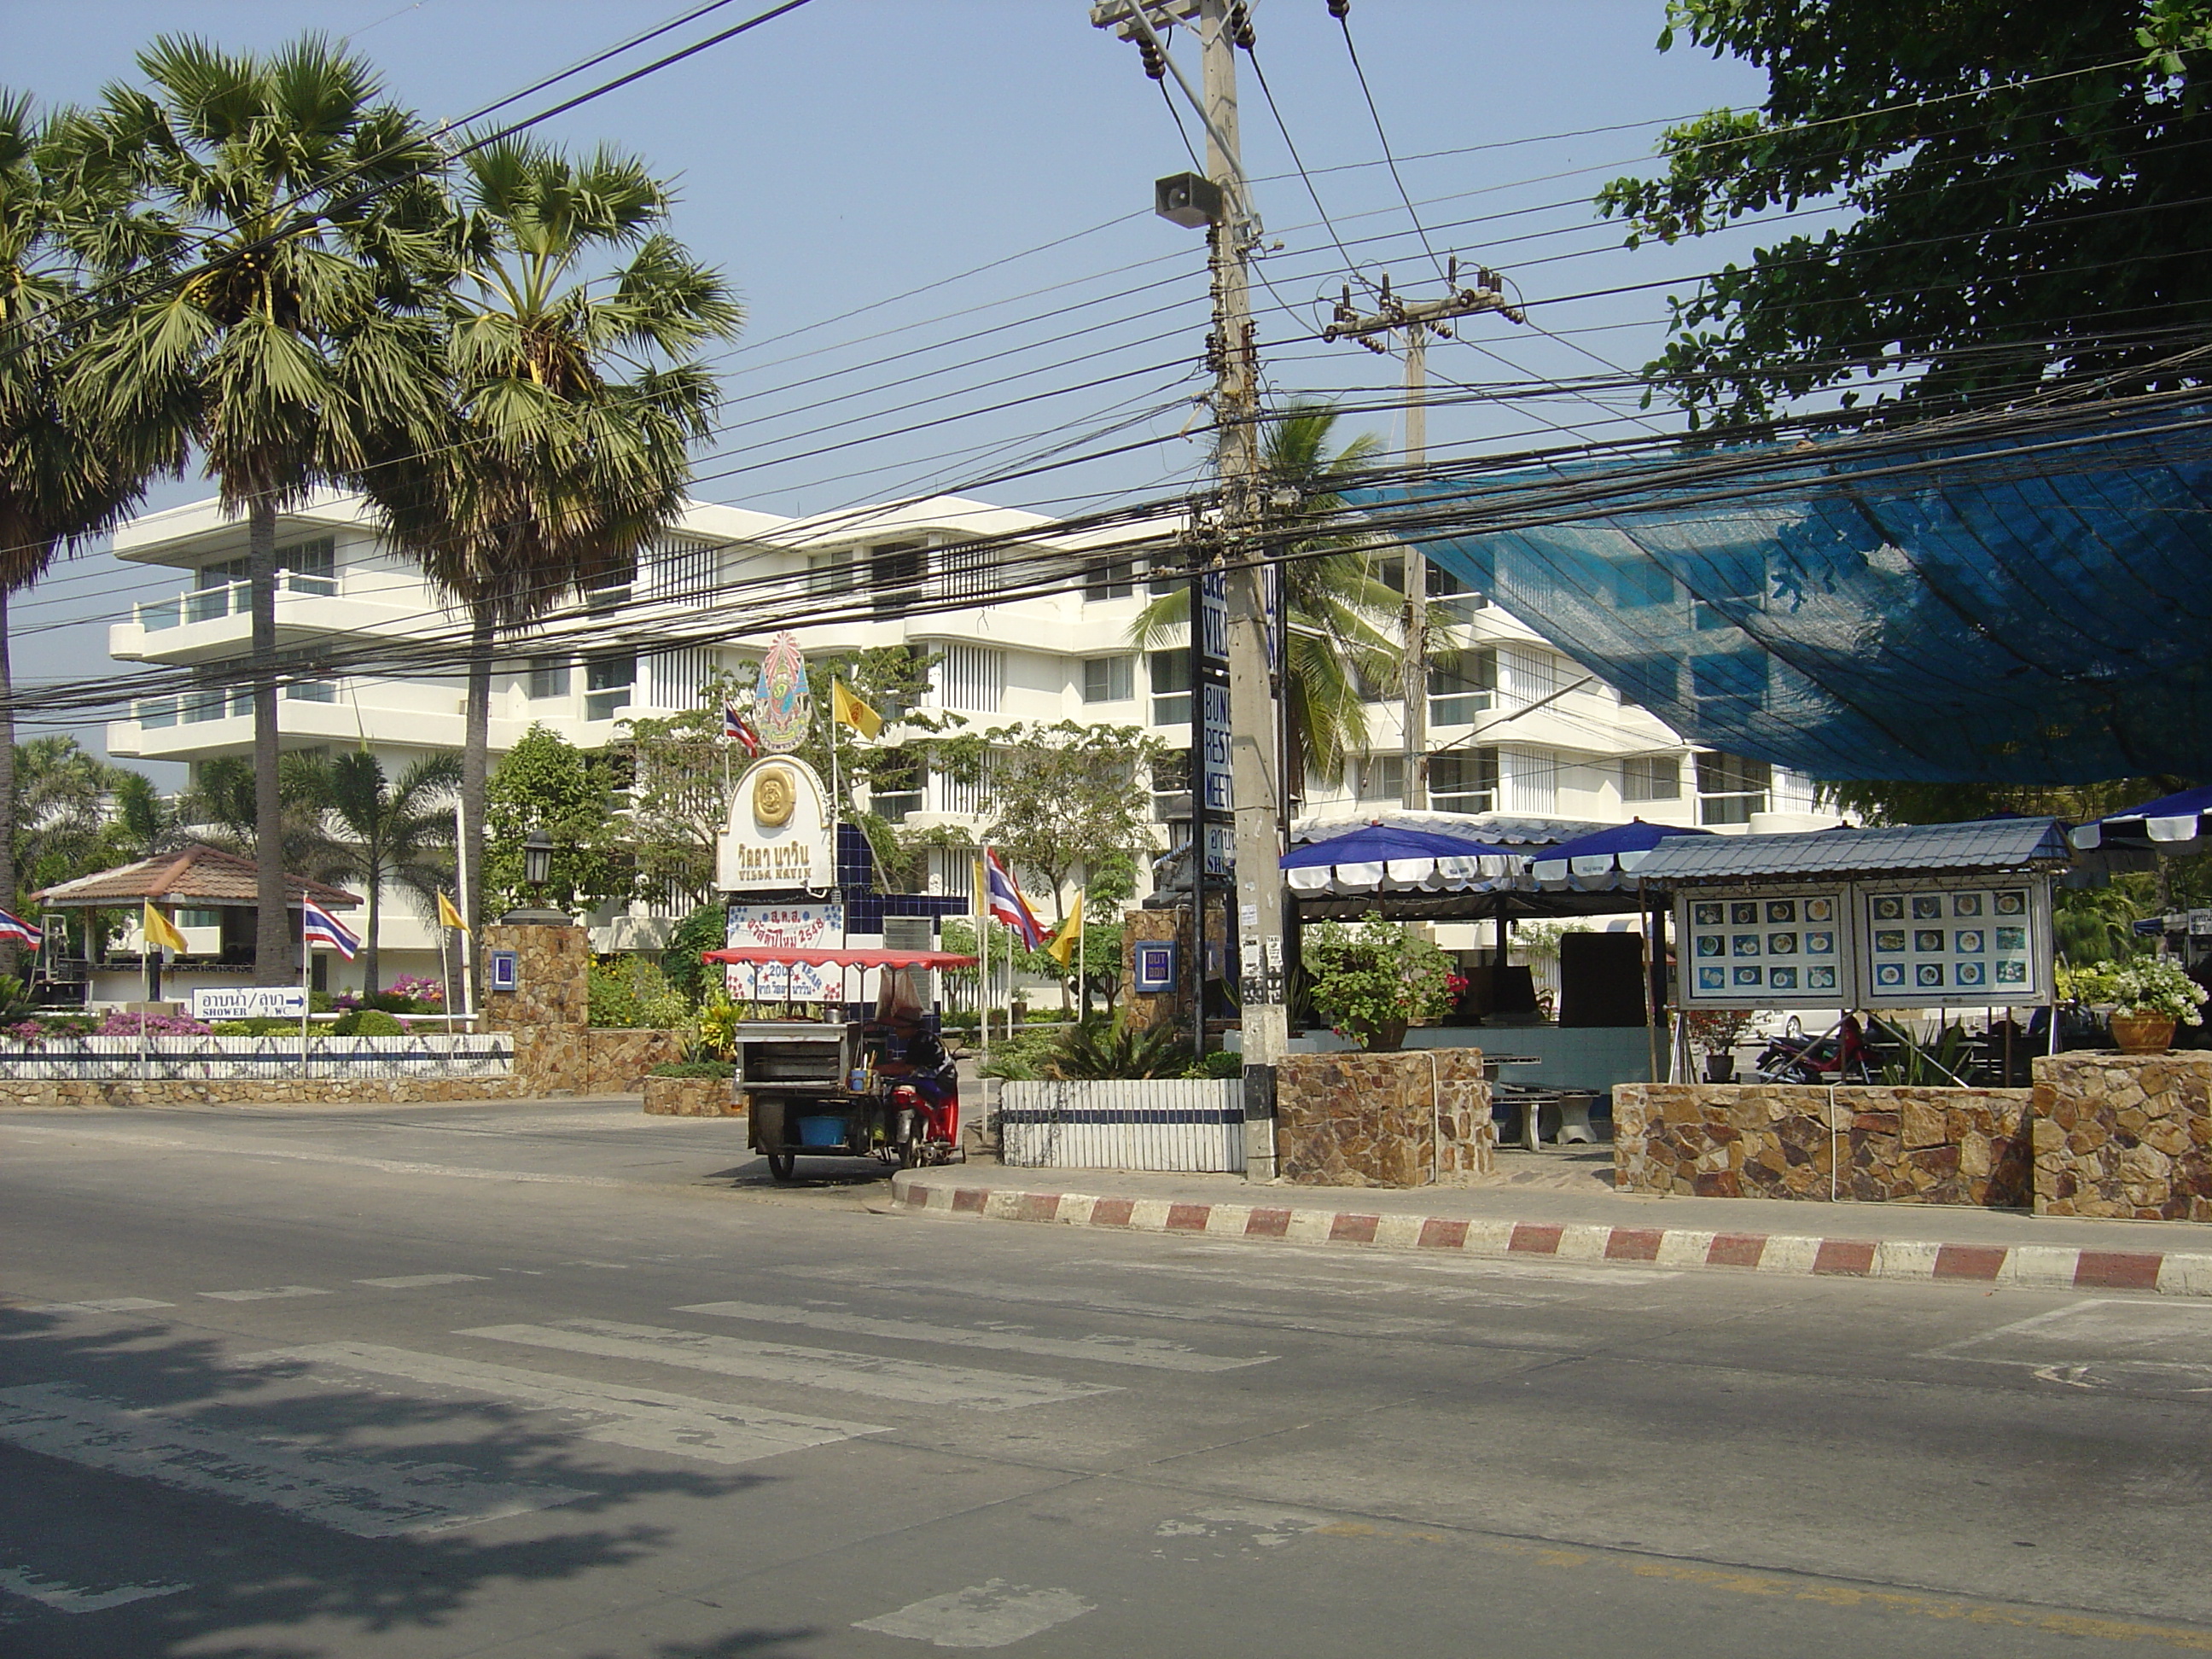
500 828 571 926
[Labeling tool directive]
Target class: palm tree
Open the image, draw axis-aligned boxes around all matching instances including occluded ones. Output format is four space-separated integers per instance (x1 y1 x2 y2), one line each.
60 35 445 979
359 138 740 947
310 749 459 994
178 752 341 876
1130 404 1400 795
105 771 189 864
0 95 154 941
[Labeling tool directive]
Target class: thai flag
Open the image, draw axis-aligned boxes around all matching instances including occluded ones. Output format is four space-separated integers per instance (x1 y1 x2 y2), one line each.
0 907 40 947
724 702 761 758
301 901 360 961
985 849 1044 950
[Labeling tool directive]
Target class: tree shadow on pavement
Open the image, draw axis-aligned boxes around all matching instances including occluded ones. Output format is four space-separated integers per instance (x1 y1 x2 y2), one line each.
0 1302 778 1657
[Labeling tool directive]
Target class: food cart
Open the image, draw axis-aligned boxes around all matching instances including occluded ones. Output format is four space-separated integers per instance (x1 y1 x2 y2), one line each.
701 943 976 1181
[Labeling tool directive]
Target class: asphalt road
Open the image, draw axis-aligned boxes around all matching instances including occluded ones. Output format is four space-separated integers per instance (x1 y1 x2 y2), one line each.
5 1098 2212 1658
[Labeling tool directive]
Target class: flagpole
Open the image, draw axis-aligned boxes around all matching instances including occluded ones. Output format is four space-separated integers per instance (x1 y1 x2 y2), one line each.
299 911 311 1082
1076 885 1087 1022
977 847 989 1052
453 798 474 1033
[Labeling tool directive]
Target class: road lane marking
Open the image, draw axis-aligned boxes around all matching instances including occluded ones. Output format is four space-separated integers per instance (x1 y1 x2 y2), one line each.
676 1300 1272 1373
0 1565 189 1614
357 1275 490 1289
199 1286 333 1302
22 1299 174 1314
0 1381 582 1538
853 1580 1095 1648
247 1342 889 1466
459 1319 1117 1411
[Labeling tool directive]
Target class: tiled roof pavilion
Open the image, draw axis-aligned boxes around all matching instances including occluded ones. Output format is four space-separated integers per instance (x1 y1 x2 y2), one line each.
33 844 362 911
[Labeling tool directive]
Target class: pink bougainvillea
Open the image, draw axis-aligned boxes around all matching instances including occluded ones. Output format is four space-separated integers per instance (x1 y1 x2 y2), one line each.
96 1010 215 1037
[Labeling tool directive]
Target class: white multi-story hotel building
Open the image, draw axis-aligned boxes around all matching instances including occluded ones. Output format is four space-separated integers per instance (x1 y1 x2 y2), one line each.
99 487 1830 992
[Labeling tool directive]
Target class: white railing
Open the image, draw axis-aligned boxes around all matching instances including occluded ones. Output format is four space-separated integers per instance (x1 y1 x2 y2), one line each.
0 1033 513 1081
998 1078 1245 1172
136 571 340 632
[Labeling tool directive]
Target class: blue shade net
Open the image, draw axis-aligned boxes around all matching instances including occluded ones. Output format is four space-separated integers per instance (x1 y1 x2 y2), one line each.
1349 406 2212 784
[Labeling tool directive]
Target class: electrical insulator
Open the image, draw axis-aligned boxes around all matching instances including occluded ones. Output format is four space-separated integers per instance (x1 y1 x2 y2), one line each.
1229 2 1255 47
1137 36 1166 79
1328 0 1350 17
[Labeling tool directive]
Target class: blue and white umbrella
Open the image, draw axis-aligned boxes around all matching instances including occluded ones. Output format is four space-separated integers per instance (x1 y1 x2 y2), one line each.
2068 784 2212 853
1282 821 1520 896
1530 819 1713 888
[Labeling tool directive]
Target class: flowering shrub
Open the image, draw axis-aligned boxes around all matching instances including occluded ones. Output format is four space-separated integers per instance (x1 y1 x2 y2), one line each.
1302 917 1457 1051
96 1010 215 1037
331 992 362 1011
2107 957 2209 1026
387 975 445 1006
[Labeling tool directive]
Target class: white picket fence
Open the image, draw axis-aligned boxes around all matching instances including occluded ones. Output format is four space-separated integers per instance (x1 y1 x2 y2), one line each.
0 1033 515 1081
998 1078 1245 1173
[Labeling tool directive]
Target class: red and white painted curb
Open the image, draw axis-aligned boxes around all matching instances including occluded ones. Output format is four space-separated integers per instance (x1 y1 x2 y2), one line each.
888 1173 2212 1297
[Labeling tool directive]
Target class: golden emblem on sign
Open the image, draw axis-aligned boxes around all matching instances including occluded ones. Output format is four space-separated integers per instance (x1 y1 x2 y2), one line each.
752 765 796 827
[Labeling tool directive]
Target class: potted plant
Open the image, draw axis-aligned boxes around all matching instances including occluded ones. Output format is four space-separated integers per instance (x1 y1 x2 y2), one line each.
1302 917 1456 1051
2103 957 2207 1053
1684 1008 1755 1082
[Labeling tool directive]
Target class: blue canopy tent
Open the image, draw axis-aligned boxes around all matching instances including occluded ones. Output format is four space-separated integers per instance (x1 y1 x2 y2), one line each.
1348 404 2212 783
1530 820 1714 890
2069 784 2212 855
1281 822 1517 899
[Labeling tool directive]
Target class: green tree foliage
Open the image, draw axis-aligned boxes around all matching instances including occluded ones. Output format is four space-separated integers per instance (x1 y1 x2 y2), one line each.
11 737 115 900
102 771 187 864
661 902 726 1005
1598 4 2212 429
0 96 154 954
936 720 1163 922
485 725 629 917
1131 404 1399 783
1301 917 1458 1051
358 137 741 949
305 749 460 993
61 34 447 975
179 753 341 876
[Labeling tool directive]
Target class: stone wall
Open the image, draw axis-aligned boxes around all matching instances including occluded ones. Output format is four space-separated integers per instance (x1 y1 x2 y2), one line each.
482 923 591 1032
1121 908 1187 1033
510 1027 683 1096
643 1074 739 1117
2034 1052 2212 1220
1614 1084 2032 1207
1276 1048 1494 1188
0 1077 520 1108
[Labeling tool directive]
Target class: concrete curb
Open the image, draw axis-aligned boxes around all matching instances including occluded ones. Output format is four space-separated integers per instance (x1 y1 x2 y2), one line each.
886 1172 2212 1298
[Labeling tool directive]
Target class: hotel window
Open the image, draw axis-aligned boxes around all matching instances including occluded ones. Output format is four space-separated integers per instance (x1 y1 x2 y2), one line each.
1082 655 1134 703
1428 647 1496 725
870 541 927 619
1149 650 1191 726
936 644 1004 713
1696 751 1771 824
808 547 860 595
1357 754 1404 802
529 657 572 699
280 536 337 596
870 750 923 824
1083 556 1135 602
1622 754 1681 802
1150 753 1190 821
1431 748 1499 815
585 653 636 721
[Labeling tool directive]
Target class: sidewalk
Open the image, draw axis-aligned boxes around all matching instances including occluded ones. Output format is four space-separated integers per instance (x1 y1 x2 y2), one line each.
888 1151 2212 1298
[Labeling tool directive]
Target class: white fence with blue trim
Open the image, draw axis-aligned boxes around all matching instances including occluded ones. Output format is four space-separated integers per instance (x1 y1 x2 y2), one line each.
997 1078 1245 1173
0 1033 514 1081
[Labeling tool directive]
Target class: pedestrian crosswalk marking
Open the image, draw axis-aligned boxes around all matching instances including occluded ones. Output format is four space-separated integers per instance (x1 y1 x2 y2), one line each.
460 1319 1118 1411
675 1301 1273 1372
0 1564 189 1614
247 1342 890 1465
199 1286 332 1302
25 1299 173 1314
357 1274 489 1289
0 1382 582 1540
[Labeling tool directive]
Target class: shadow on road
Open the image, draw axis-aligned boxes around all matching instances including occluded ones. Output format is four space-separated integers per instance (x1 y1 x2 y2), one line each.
0 1302 777 1657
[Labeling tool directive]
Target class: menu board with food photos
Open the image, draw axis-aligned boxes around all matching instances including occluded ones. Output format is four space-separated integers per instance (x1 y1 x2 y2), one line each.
1678 888 1854 1008
1858 879 2050 1008
1673 876 2052 1009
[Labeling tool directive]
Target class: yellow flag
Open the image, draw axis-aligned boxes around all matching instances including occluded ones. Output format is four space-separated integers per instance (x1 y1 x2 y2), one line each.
141 901 188 955
1045 891 1084 969
437 892 469 933
830 678 883 740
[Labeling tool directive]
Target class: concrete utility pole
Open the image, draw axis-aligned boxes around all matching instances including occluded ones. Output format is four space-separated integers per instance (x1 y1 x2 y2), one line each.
1093 0 1284 1178
1325 267 1522 813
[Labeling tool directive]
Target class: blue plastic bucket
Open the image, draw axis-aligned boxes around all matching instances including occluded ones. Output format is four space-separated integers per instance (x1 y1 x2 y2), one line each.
795 1115 847 1148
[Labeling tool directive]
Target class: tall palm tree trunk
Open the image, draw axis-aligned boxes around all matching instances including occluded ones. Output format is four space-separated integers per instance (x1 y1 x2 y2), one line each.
249 497 290 981
460 602 495 978
361 862 381 997
0 581 19 978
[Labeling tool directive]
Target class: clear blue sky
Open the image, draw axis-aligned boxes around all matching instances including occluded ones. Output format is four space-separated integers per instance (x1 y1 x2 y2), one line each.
1 1 1769 772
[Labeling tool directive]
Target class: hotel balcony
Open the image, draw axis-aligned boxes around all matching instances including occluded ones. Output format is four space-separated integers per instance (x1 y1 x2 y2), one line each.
109 573 442 666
